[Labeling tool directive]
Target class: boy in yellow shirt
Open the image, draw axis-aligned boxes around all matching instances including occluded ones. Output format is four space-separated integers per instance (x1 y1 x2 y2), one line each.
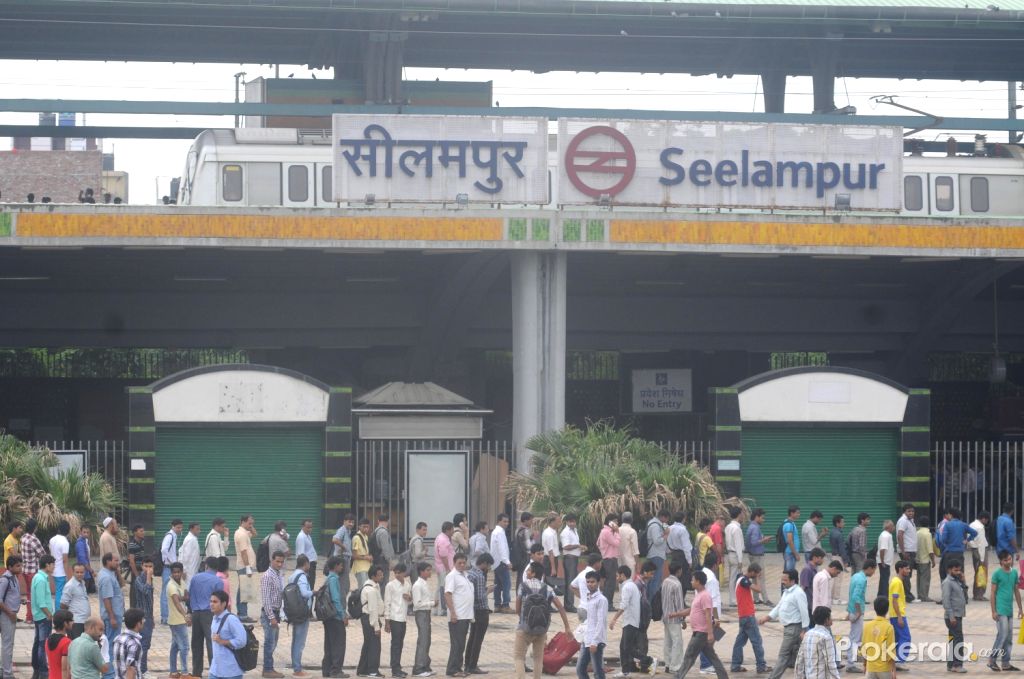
888 560 911 671
352 517 373 589
861 596 897 679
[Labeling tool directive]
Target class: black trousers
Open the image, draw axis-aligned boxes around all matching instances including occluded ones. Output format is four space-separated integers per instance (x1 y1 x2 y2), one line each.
191 609 213 678
877 564 891 599
446 619 470 675
358 616 381 675
322 617 346 677
563 555 579 610
464 609 490 670
69 623 85 640
620 625 640 673
389 620 407 672
308 563 317 592
946 617 965 669
602 558 619 611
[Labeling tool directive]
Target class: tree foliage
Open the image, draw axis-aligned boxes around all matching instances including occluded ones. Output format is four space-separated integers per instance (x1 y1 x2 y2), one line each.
504 422 743 541
0 433 121 537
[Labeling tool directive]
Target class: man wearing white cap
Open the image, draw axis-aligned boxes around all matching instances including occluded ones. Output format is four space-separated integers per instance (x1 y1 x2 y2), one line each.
98 518 120 578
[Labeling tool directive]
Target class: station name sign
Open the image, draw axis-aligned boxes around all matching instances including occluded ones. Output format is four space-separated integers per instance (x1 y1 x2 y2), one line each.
333 114 903 209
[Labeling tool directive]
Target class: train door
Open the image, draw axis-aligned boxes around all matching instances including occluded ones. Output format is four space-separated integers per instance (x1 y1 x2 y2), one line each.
901 173 928 216
282 163 315 208
929 173 960 216
315 163 334 206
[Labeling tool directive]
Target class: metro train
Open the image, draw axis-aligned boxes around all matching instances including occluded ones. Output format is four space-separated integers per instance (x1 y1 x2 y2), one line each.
177 127 1024 216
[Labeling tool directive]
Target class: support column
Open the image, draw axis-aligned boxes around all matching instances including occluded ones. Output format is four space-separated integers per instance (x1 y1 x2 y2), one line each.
511 252 566 474
761 72 786 114
811 42 839 113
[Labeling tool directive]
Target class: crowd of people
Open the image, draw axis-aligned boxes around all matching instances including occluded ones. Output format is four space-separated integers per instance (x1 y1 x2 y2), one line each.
0 501 1019 679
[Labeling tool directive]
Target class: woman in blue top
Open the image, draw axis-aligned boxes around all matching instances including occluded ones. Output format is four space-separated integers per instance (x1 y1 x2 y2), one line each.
322 557 349 678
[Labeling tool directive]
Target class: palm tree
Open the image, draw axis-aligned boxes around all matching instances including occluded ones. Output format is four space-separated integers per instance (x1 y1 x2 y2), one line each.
0 433 121 537
504 422 742 542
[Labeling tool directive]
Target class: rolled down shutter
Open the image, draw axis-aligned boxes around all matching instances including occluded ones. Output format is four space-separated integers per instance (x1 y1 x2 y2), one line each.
155 427 323 556
741 427 898 549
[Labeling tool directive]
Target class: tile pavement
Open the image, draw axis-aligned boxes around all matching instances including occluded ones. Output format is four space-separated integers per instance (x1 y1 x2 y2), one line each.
10 557 1022 678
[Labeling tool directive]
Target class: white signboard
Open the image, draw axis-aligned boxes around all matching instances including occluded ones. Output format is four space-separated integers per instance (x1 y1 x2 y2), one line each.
632 369 693 413
407 452 467 541
558 119 903 210
333 115 549 204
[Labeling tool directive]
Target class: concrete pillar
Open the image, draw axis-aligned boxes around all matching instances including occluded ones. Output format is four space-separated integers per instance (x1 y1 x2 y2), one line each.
761 72 786 114
811 42 839 113
511 252 567 474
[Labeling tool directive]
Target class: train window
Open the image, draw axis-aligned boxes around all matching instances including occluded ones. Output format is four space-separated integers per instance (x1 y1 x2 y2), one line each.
970 177 989 212
222 164 243 202
935 176 955 212
322 166 333 202
903 176 923 211
288 165 309 202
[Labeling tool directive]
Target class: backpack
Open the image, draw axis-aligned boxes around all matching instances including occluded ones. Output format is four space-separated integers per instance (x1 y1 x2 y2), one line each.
255 536 271 573
521 583 552 635
511 527 528 571
370 527 387 565
347 585 366 620
638 589 652 631
282 574 310 623
650 589 663 622
775 522 791 554
639 518 658 558
216 614 259 672
313 583 337 621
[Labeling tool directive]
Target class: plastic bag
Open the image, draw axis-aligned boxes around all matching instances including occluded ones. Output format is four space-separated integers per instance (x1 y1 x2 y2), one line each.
976 564 988 590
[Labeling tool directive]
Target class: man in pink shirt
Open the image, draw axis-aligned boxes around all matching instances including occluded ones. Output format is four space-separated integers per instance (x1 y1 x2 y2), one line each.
673 571 729 679
435 521 456 617
596 514 620 612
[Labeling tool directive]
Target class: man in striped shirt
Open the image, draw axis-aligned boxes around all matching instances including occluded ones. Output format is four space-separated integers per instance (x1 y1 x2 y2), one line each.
112 609 145 679
794 607 840 679
19 521 46 626
261 552 286 678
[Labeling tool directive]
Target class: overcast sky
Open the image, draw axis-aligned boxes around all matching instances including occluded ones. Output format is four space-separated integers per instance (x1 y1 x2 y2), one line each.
0 60 1018 203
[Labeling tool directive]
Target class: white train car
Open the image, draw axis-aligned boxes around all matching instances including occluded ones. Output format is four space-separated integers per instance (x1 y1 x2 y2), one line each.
177 127 1024 217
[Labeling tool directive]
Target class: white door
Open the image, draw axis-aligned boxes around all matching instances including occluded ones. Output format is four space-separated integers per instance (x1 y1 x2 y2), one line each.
315 163 334 206
901 173 928 215
929 174 960 216
282 163 315 207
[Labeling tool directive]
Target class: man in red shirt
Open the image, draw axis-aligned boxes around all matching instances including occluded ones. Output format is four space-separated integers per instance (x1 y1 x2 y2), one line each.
46 610 73 679
670 571 728 679
731 563 771 674
707 517 726 584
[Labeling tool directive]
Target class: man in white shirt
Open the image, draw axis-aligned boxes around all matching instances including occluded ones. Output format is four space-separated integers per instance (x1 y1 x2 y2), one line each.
876 520 895 598
295 519 319 590
559 514 585 613
759 569 810 679
895 504 918 603
667 512 694 601
541 513 562 579
490 514 512 613
812 560 842 611
577 571 608 679
609 565 643 677
411 563 436 677
570 553 603 620
384 563 412 678
801 512 827 561
160 519 182 625
724 506 745 607
969 512 991 601
444 555 474 676
180 522 201 582
617 513 640 572
204 518 229 559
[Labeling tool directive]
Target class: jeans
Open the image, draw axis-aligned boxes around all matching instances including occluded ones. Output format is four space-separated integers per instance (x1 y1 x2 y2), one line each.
32 618 51 675
663 621 684 672
389 620 407 672
355 570 369 592
412 610 432 674
494 563 511 609
141 617 154 673
54 576 67 610
169 623 189 674
768 623 803 679
261 612 281 671
731 616 767 671
464 609 489 670
646 557 663 603
435 570 448 615
848 615 863 665
783 552 796 573
446 619 470 675
677 631 728 679
946 617 965 669
340 560 351 603
0 614 15 679
358 616 382 675
576 642 605 679
889 617 911 663
103 617 121 650
291 618 309 672
563 555 581 609
161 568 170 623
321 617 346 677
191 609 213 677
235 570 249 619
993 614 1013 667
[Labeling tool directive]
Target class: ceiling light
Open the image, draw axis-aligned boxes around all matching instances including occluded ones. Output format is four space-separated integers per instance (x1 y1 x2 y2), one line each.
0 276 49 281
173 276 227 282
345 277 399 284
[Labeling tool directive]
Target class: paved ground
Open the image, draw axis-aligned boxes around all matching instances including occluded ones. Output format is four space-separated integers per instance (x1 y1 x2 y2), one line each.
13 557 1022 678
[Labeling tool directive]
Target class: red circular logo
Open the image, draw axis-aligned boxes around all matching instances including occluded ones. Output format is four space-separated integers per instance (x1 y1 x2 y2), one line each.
564 125 637 198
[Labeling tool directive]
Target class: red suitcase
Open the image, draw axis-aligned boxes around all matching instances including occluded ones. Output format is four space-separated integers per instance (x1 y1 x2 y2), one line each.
543 631 581 675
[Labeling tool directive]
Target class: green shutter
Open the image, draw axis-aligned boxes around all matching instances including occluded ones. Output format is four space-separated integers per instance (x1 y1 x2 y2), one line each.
741 427 899 547
155 427 323 556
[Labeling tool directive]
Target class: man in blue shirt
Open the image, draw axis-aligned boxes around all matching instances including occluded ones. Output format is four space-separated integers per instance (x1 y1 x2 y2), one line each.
295 521 318 591
997 504 1019 558
939 510 978 584
98 553 124 648
746 509 773 606
190 557 224 679
331 515 355 602
782 506 802 573
210 590 248 679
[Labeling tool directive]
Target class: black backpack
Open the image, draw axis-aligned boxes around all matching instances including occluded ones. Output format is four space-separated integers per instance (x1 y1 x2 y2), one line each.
510 527 528 571
347 585 366 620
521 583 552 635
313 584 337 621
282 575 310 623
216 614 259 672
370 527 387 565
638 519 657 558
639 589 652 631
651 590 663 622
775 522 790 554
256 537 271 573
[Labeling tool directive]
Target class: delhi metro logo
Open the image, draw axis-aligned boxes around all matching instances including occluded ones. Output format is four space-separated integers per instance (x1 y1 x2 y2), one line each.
564 126 637 198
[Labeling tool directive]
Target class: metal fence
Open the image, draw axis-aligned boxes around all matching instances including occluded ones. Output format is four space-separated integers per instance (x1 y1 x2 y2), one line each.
656 440 714 469
30 439 129 517
932 440 1024 521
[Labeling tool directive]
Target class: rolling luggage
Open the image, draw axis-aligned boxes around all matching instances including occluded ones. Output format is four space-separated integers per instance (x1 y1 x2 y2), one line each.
543 631 581 675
